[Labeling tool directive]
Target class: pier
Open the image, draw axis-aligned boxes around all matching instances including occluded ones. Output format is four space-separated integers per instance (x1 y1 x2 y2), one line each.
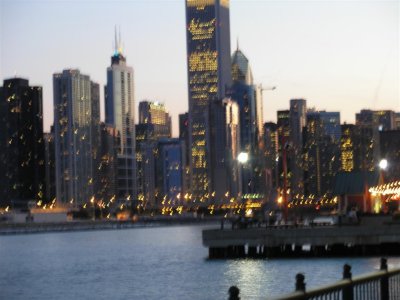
203 216 400 258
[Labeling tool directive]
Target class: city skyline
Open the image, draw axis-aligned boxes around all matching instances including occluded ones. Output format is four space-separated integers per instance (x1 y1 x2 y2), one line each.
1 0 399 136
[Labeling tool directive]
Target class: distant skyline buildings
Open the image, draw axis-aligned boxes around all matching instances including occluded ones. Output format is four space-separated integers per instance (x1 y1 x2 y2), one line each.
0 1 399 211
1 1 398 137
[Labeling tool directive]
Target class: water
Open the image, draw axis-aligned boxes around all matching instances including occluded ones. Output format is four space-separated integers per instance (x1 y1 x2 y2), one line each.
1 225 400 299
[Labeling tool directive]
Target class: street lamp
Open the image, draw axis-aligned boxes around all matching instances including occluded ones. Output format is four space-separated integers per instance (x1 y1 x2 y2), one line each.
376 159 388 213
379 159 388 171
238 152 249 216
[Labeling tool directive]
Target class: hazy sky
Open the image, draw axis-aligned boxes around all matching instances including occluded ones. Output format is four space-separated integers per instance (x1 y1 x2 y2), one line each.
1 0 399 136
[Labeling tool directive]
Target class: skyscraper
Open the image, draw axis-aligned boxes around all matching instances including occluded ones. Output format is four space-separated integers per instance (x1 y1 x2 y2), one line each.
303 111 341 196
356 109 396 131
53 70 99 205
209 98 240 202
185 0 232 202
230 47 265 199
289 99 307 195
0 78 45 209
44 128 56 203
105 31 137 203
136 100 171 208
138 101 171 138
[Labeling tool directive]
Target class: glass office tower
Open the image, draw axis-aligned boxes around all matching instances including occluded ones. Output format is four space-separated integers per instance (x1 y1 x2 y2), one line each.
185 0 232 202
105 31 137 202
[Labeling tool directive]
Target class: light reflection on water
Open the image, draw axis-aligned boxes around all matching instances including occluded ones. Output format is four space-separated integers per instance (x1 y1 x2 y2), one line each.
1 225 400 300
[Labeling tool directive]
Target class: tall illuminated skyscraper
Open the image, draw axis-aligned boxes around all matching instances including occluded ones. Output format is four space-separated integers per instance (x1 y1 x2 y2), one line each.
185 0 232 202
105 30 136 202
53 70 99 205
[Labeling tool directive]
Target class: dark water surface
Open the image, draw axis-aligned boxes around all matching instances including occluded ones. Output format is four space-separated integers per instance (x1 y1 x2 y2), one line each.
1 225 399 299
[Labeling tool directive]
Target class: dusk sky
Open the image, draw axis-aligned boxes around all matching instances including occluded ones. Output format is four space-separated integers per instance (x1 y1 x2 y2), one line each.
1 0 399 136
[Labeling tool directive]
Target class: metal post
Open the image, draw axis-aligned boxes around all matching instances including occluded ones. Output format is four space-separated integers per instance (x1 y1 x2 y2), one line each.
380 258 389 300
343 264 353 300
295 273 306 292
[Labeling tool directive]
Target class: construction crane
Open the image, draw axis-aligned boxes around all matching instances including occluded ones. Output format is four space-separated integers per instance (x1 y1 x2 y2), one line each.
258 84 277 92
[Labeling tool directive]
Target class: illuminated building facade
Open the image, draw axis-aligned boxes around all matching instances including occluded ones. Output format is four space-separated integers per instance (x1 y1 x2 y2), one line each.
303 111 341 196
230 47 265 199
179 113 190 196
356 109 396 131
355 109 384 171
210 98 240 202
98 123 118 203
156 138 187 207
340 124 357 172
395 113 400 130
277 110 291 192
0 78 45 208
263 122 278 197
186 0 232 202
289 99 307 195
139 101 171 138
136 101 171 208
379 130 400 182
105 32 137 202
53 70 99 205
44 129 56 203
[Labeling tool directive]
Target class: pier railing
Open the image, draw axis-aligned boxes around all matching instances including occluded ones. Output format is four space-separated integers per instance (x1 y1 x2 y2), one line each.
271 258 400 300
228 258 400 300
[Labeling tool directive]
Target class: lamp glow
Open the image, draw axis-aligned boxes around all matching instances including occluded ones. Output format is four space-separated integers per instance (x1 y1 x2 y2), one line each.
238 152 248 164
379 159 388 170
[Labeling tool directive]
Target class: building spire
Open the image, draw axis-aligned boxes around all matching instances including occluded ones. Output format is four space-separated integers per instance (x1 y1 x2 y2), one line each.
114 25 118 55
113 25 124 56
236 37 239 51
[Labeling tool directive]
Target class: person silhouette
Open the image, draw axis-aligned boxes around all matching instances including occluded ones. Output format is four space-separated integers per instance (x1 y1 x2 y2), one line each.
228 286 240 300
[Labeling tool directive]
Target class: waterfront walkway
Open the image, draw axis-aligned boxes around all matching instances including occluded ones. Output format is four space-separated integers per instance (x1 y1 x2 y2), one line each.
204 216 400 258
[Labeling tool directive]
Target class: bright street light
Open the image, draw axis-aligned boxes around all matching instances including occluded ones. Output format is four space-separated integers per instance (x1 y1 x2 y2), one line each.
379 159 388 170
237 152 248 164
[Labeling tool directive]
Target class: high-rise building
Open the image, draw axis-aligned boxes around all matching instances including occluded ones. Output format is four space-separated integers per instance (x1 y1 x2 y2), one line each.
156 138 187 207
289 99 307 195
355 109 383 171
44 128 56 203
209 98 240 203
139 101 171 138
276 110 291 192
0 78 45 209
179 113 190 197
105 31 137 203
136 100 172 208
340 124 358 172
263 122 278 198
395 113 400 129
185 0 232 202
379 130 400 182
98 123 118 203
53 70 100 205
303 111 341 196
230 47 265 199
356 109 396 131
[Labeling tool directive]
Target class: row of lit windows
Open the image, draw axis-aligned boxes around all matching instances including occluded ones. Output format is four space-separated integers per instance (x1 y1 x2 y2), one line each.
189 51 217 72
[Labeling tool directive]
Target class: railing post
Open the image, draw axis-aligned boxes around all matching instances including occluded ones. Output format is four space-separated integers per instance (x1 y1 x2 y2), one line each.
295 273 306 292
343 264 353 300
380 258 389 300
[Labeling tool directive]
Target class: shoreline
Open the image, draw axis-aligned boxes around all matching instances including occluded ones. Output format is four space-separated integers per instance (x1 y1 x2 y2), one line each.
0 217 221 235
